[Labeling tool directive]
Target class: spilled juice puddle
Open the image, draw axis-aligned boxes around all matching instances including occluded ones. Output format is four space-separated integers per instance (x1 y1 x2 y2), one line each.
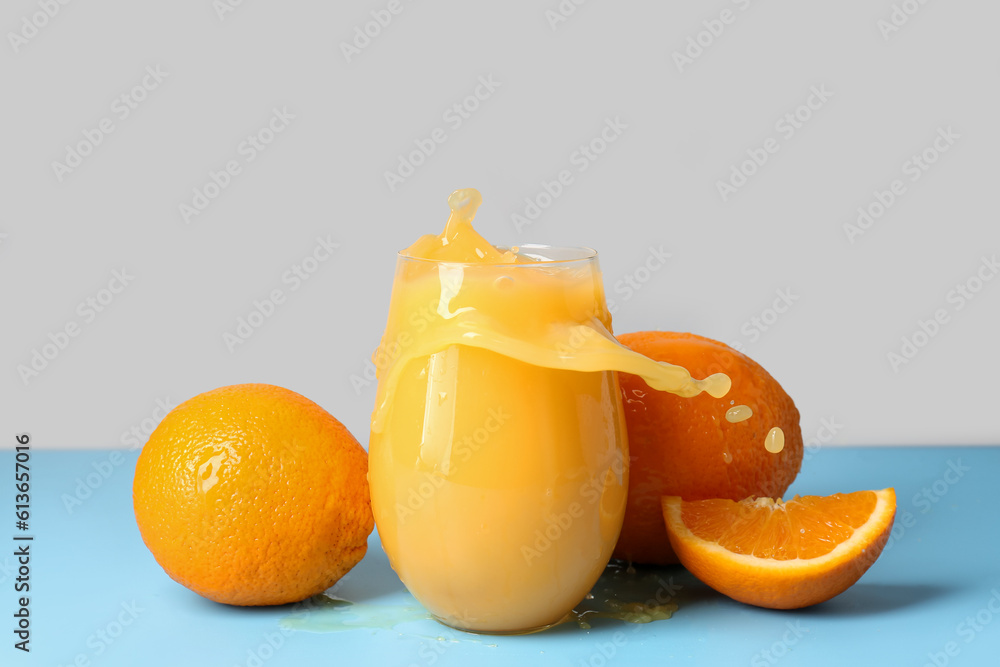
281 595 431 633
281 561 678 636
564 561 678 630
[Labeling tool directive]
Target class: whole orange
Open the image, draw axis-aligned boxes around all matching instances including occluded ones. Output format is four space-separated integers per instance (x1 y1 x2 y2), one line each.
132 384 374 606
613 332 803 565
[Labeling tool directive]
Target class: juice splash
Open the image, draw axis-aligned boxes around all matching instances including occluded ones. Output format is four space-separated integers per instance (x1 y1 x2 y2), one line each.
371 188 731 434
402 189 522 264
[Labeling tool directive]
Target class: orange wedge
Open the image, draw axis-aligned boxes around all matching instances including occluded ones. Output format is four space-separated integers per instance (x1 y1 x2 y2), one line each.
662 488 896 609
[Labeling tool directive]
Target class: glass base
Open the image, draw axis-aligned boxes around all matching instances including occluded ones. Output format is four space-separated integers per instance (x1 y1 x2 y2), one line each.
431 613 569 636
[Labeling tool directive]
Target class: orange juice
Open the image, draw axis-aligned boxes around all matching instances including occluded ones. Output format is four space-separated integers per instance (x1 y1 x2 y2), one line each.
368 189 729 633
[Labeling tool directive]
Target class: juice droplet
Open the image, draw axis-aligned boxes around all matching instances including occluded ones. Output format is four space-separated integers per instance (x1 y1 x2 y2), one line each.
725 405 753 423
764 427 785 454
722 449 733 464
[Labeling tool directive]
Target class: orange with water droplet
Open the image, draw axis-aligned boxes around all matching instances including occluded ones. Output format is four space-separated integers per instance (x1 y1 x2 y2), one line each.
613 331 803 565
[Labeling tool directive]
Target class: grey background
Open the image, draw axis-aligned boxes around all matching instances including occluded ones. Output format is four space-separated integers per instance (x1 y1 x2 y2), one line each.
2 0 998 449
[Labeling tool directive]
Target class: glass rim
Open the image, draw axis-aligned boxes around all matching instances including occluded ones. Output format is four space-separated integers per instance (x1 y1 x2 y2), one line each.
397 244 598 266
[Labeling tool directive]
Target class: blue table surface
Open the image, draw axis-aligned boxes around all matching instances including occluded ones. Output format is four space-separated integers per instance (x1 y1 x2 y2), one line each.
4 446 999 667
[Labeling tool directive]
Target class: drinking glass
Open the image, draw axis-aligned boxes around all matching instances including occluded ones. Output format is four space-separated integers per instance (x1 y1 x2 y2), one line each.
368 245 629 634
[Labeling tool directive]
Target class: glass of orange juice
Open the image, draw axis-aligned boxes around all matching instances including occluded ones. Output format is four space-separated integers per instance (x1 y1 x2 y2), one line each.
368 189 728 634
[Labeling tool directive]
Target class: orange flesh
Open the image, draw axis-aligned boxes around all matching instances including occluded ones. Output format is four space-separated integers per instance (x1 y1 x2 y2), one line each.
680 491 878 560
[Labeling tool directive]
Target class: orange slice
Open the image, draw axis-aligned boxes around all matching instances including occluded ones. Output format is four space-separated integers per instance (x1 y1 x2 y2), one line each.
662 488 896 609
